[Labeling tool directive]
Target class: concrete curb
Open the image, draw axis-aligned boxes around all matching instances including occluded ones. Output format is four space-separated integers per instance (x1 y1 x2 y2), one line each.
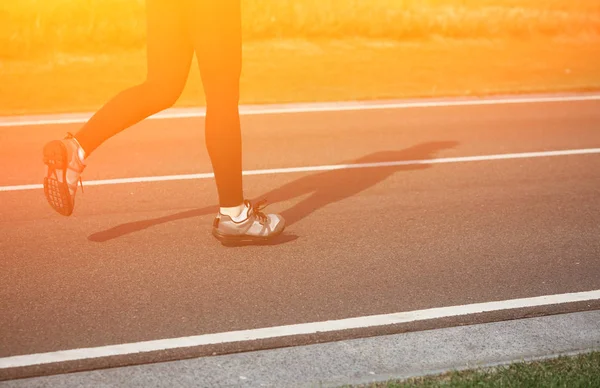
2 310 599 387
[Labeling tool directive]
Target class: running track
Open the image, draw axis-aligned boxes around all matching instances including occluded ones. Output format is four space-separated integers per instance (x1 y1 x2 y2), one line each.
1 94 600 381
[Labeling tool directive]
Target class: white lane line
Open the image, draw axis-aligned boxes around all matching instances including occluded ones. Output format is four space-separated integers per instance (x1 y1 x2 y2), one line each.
1 93 600 127
2 147 600 193
1 289 599 369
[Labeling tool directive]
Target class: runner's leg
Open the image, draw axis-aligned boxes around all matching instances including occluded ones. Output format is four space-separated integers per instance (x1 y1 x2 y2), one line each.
181 0 244 208
74 0 194 157
179 1 285 243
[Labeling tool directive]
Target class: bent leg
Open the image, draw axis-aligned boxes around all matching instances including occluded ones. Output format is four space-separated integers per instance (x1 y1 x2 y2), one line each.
75 0 194 156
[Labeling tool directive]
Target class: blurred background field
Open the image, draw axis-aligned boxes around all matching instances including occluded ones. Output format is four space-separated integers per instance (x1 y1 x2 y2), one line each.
2 0 600 58
1 0 599 114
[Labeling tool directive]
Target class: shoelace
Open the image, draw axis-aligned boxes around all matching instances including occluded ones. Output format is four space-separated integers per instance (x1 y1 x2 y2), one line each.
247 199 269 224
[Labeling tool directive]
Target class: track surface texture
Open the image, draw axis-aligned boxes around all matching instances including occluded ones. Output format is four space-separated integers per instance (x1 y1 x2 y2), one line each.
1 96 599 380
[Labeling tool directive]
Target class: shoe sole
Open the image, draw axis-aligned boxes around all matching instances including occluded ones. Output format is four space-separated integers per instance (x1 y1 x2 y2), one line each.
212 224 286 246
43 140 74 216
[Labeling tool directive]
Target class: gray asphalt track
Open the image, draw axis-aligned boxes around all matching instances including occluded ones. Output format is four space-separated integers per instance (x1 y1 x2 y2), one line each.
1 98 599 380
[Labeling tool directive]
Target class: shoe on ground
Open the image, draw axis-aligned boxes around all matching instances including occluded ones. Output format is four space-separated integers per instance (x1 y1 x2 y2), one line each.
212 199 285 245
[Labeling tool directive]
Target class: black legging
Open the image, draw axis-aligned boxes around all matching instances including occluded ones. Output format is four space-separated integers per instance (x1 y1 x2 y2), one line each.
75 0 243 207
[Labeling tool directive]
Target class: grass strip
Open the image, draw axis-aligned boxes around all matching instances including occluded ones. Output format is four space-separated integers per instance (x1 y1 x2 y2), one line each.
348 351 600 387
1 37 599 116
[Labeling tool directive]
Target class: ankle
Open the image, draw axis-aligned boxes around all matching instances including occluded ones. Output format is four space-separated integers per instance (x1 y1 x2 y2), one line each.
69 136 87 163
220 203 246 219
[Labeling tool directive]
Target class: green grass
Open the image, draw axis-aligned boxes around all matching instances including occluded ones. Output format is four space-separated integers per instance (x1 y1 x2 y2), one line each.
2 1 600 116
347 351 600 388
2 38 600 116
2 0 600 59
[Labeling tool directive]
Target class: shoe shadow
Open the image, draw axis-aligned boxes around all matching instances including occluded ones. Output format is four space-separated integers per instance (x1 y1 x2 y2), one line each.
88 140 459 244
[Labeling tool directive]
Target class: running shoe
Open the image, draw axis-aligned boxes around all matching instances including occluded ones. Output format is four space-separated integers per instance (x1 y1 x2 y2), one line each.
212 199 285 245
42 132 86 216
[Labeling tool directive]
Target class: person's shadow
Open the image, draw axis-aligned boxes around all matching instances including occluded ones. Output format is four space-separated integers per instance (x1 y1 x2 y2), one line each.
88 141 458 244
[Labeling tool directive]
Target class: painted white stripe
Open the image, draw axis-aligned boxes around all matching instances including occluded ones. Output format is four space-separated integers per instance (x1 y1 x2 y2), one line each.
1 93 599 127
2 147 599 193
1 289 599 369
